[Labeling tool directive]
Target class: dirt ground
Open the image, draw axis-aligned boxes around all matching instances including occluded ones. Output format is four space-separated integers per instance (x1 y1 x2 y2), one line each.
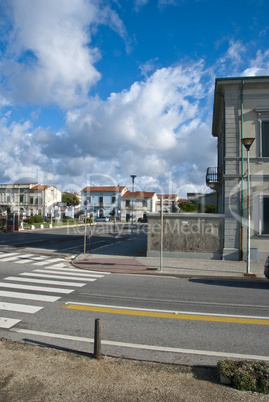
0 338 268 401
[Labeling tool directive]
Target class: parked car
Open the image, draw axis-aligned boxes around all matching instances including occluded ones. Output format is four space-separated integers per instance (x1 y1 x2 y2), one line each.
138 215 148 223
264 256 269 279
95 216 109 222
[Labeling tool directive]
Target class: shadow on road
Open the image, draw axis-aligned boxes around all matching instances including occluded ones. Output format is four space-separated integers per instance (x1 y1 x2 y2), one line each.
189 278 269 290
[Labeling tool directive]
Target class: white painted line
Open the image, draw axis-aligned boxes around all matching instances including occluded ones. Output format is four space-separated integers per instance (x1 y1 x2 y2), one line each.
32 258 63 266
15 258 36 264
4 277 86 287
0 317 21 329
10 328 269 362
1 253 38 263
0 302 43 313
33 269 105 278
0 256 21 262
0 253 19 259
50 263 69 268
64 302 269 321
20 273 96 282
44 265 111 275
0 282 74 294
0 290 60 302
39 266 105 278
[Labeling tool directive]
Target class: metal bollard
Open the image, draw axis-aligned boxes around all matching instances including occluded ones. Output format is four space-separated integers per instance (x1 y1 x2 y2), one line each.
94 318 102 360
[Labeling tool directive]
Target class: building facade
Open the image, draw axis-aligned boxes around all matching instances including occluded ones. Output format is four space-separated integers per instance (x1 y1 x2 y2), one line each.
121 191 158 221
0 183 62 217
81 186 128 219
206 76 269 261
156 194 180 213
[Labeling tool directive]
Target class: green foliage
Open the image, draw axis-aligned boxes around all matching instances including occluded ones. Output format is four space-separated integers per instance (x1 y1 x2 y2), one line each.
26 216 43 224
198 204 217 213
62 193 80 206
178 202 199 213
33 216 44 223
27 217 35 225
218 360 269 394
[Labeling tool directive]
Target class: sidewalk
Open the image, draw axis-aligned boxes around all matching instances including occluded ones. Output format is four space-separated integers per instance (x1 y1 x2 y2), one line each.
73 235 266 279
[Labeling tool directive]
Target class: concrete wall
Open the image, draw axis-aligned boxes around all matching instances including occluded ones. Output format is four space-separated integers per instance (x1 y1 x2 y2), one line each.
147 213 225 259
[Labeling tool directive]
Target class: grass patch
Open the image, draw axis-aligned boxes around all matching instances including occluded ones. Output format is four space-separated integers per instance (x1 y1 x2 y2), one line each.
218 360 269 393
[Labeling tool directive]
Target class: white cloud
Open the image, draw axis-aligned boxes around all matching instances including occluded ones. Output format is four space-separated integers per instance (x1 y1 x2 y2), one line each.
27 61 215 194
0 0 127 108
242 49 269 76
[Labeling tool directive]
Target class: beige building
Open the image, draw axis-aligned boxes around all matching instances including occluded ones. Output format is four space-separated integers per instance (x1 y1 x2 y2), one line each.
206 76 269 261
156 194 180 213
121 191 158 221
0 182 61 217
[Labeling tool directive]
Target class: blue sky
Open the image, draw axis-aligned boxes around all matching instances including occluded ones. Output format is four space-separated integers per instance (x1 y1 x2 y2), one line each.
0 0 269 196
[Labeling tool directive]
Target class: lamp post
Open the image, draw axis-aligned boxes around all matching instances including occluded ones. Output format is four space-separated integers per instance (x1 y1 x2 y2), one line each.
130 175 136 240
17 184 20 229
241 137 255 274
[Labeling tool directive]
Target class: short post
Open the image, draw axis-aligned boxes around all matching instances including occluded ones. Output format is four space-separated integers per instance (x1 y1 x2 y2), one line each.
94 318 102 360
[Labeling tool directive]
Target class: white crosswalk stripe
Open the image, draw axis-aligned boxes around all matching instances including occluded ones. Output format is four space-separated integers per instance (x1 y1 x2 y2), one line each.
0 302 43 314
0 290 60 302
0 251 110 329
0 252 20 258
0 317 21 329
42 265 111 275
4 276 87 287
32 258 63 266
20 272 97 281
33 268 105 278
0 282 74 294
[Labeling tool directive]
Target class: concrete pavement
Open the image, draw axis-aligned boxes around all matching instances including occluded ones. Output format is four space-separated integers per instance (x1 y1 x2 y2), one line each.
73 234 267 279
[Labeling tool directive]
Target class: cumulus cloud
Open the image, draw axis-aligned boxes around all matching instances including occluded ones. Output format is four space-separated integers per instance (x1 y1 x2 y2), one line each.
242 49 269 76
0 0 126 108
27 60 216 193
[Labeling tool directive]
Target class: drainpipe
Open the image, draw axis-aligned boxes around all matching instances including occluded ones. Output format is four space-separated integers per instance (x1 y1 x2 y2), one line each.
240 80 244 261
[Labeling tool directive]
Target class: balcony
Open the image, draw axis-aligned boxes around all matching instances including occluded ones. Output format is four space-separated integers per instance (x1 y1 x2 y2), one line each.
206 167 222 189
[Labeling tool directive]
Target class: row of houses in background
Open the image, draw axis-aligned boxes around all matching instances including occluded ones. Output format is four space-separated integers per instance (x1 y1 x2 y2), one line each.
0 182 189 221
80 187 187 221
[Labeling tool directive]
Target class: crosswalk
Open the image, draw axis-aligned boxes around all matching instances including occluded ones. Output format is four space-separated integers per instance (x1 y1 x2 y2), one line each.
0 252 110 329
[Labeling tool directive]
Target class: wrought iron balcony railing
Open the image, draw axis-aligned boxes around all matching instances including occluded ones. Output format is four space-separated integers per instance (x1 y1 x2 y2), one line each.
206 167 222 186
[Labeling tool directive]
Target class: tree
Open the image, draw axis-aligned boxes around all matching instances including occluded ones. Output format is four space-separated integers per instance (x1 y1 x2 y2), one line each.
178 202 199 213
62 193 80 206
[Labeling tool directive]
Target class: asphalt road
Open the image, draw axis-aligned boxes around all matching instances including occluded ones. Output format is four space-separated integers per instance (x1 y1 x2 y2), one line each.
0 223 145 255
0 252 268 367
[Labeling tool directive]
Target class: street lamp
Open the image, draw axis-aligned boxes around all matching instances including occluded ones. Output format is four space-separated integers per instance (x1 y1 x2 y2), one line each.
130 175 136 240
241 137 255 274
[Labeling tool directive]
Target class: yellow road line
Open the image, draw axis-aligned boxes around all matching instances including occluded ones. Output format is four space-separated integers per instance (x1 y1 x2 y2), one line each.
63 304 269 325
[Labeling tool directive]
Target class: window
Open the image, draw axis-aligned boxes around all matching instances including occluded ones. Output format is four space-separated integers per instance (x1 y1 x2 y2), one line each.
126 200 130 207
262 122 269 157
30 197 33 204
112 196 116 204
20 195 24 203
87 196 91 203
99 196 103 204
263 197 269 234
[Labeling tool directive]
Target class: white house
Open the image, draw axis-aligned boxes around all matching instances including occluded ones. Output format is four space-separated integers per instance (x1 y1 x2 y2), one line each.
80 186 128 219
